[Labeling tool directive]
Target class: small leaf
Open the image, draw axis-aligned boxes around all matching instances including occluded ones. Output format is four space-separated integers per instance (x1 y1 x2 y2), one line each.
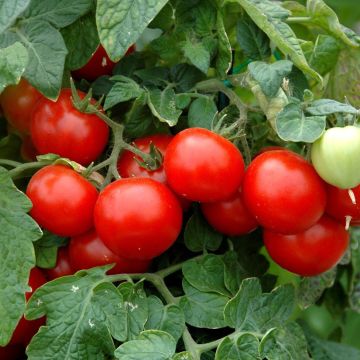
179 279 228 329
306 99 359 116
97 0 168 61
147 88 182 126
276 102 326 143
259 322 310 360
182 37 211 74
115 330 176 360
215 333 260 360
0 42 28 92
188 97 217 129
0 0 30 34
184 211 223 252
216 11 232 78
248 60 293 98
170 64 206 93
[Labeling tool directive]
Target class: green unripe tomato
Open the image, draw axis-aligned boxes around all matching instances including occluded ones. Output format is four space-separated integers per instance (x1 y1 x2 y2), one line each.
311 126 360 189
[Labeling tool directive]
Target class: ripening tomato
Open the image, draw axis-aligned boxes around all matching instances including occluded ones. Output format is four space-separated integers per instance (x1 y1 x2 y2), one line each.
164 128 245 202
263 215 349 276
69 230 150 274
201 188 258 236
10 268 47 347
94 178 182 260
72 44 136 81
326 184 360 227
30 88 109 165
45 247 74 280
311 126 360 189
0 78 43 134
26 165 98 237
117 134 191 211
243 150 326 234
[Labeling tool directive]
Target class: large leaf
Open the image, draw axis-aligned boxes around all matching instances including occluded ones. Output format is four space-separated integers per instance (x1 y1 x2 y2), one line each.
215 334 260 360
0 167 42 346
306 99 359 116
0 42 28 92
0 0 30 34
97 0 169 61
188 97 217 129
26 267 125 359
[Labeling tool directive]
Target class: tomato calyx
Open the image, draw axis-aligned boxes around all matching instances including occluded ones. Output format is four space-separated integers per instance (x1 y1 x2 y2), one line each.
133 142 163 171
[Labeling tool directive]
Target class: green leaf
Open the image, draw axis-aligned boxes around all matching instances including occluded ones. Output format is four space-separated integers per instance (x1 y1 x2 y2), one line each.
184 211 223 253
306 99 359 116
170 64 206 92
0 42 28 92
61 12 99 71
259 322 310 360
229 0 322 83
115 330 176 360
22 0 93 28
224 278 295 332
26 267 122 358
215 333 260 360
0 0 30 34
118 281 149 341
223 251 247 296
248 60 293 98
176 94 191 110
97 0 169 61
182 255 231 297
236 14 271 60
104 76 143 110
188 97 217 129
147 88 182 126
0 167 41 346
135 67 170 87
173 352 194 360
307 0 359 48
145 296 185 342
297 268 337 309
182 37 211 74
216 12 232 78
275 102 326 143
179 279 228 329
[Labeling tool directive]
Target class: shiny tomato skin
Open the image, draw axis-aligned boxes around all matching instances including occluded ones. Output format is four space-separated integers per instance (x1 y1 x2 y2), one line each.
263 215 349 276
10 268 47 346
72 45 135 81
94 178 183 260
26 165 98 237
326 184 360 226
164 128 245 202
117 134 191 211
69 230 150 274
0 78 43 134
30 88 109 165
201 188 258 236
243 150 327 234
45 247 74 280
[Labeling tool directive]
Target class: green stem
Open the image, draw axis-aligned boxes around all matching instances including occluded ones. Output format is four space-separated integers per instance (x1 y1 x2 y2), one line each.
182 328 201 360
0 159 23 167
8 161 51 178
91 158 111 172
286 16 312 24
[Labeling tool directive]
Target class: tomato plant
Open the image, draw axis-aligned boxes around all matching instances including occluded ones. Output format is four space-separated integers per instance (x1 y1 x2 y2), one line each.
263 215 349 276
164 128 245 202
94 177 182 260
69 230 150 274
243 150 327 234
45 247 73 280
31 89 109 165
0 78 42 135
26 165 98 236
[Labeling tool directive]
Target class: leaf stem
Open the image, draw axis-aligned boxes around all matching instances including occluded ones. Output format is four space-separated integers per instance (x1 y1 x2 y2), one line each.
286 16 312 24
7 161 52 178
0 159 23 167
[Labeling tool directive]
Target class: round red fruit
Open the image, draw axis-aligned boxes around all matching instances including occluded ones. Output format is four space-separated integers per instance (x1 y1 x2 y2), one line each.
243 150 326 234
94 178 182 260
31 88 109 165
26 165 98 237
164 128 245 202
45 247 74 280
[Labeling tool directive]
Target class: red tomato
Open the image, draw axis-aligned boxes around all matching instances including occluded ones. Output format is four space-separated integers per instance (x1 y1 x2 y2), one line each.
20 135 38 162
117 134 191 211
263 215 349 276
26 165 98 237
72 44 136 81
0 78 43 134
164 128 245 202
10 268 47 346
69 230 150 274
30 88 109 165
326 184 360 227
201 188 258 236
94 178 182 260
45 247 74 280
243 150 326 234
0 344 24 359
